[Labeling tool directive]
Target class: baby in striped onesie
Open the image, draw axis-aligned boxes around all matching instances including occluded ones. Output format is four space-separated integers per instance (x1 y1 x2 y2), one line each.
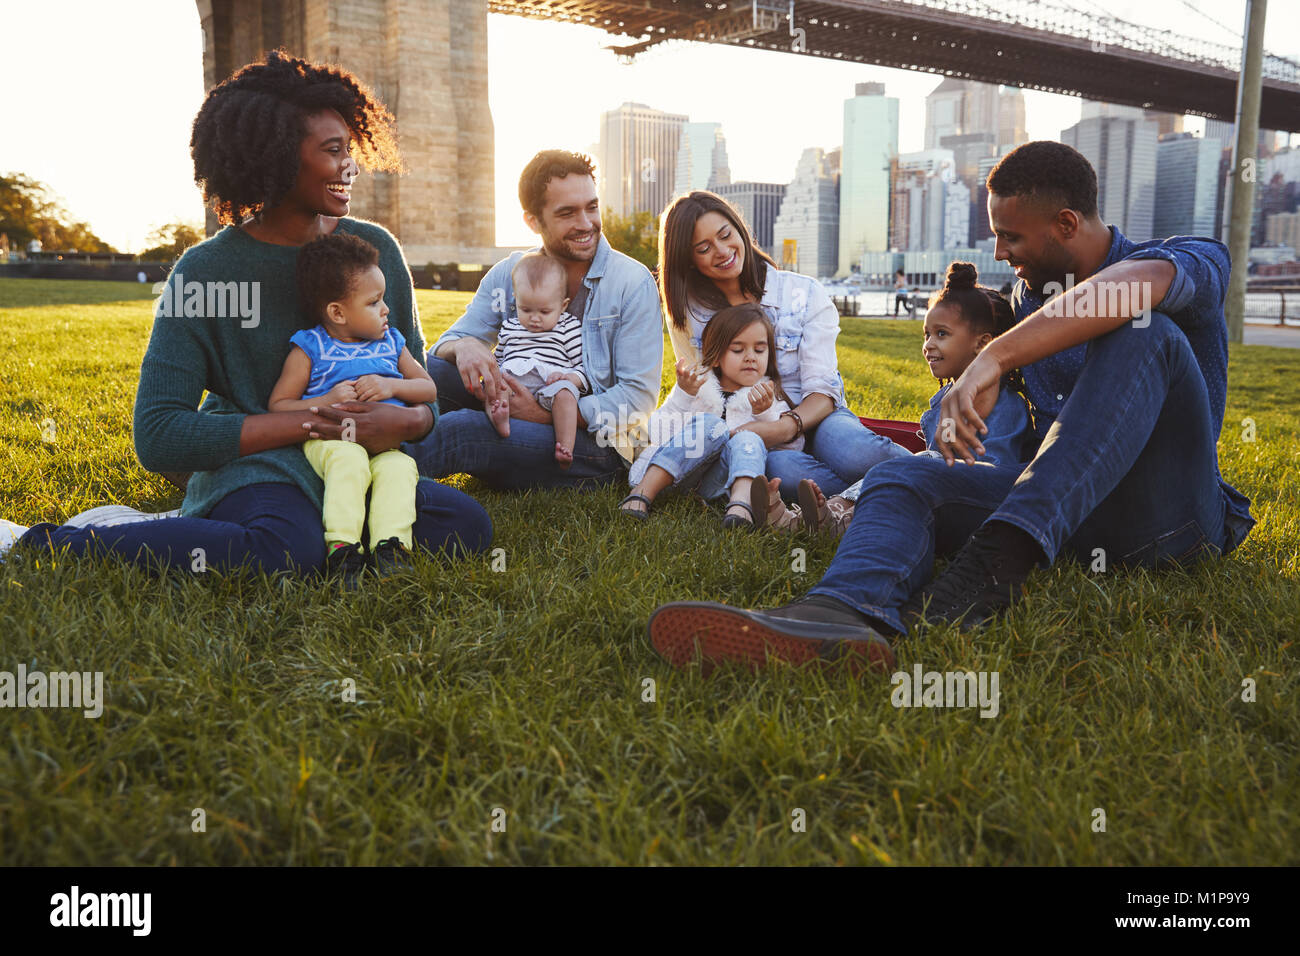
490 252 588 468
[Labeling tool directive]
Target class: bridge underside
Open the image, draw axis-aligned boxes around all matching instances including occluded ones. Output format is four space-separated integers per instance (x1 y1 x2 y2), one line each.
491 0 1300 133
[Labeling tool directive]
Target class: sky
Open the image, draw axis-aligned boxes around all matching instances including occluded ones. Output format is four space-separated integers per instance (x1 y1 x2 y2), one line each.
1 0 1297 252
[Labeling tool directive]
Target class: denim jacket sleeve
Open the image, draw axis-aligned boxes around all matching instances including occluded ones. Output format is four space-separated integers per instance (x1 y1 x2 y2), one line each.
577 267 664 449
430 254 518 354
793 277 843 404
1123 237 1229 333
976 390 1032 466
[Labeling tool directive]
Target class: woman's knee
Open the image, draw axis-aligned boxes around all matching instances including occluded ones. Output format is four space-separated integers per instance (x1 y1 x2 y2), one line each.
209 484 327 573
415 480 493 556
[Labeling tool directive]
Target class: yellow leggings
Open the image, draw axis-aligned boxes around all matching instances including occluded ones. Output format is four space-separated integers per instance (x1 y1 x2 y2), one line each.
302 439 417 550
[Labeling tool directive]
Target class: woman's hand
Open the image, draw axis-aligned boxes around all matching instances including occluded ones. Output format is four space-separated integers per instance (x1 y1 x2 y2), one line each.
354 374 395 403
675 359 710 396
307 401 432 454
748 381 775 415
732 418 795 451
937 351 1003 466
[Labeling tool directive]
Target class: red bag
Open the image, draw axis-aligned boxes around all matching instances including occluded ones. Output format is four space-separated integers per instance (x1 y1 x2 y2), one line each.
860 416 926 453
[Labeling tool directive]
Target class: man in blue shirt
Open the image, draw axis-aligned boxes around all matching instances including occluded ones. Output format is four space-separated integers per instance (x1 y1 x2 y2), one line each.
646 141 1255 675
405 150 663 490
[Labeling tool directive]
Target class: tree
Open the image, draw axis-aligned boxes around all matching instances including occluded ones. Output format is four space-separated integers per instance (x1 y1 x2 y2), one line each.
601 210 658 270
137 222 205 262
0 172 116 253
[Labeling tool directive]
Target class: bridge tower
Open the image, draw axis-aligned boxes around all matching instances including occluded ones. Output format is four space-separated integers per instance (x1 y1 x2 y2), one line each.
195 0 495 264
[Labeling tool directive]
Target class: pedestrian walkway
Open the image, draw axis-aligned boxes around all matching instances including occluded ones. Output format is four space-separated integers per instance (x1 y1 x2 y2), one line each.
847 314 1300 349
1243 325 1300 349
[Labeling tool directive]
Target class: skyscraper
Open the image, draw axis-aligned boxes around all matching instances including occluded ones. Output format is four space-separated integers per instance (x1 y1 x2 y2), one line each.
717 182 787 258
839 82 898 275
773 148 840 279
674 122 731 194
1062 104 1158 241
598 103 688 219
998 88 1028 149
924 79 1024 251
889 150 967 252
1155 133 1221 238
925 78 995 149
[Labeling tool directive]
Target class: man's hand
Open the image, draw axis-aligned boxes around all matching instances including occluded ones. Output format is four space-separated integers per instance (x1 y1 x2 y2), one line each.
354 374 395 403
500 373 552 424
306 401 429 454
937 351 1003 466
452 338 507 403
675 358 710 396
748 380 775 415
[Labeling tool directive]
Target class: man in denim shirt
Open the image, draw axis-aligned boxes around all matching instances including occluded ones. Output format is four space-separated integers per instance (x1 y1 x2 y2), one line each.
405 151 663 489
647 141 1255 675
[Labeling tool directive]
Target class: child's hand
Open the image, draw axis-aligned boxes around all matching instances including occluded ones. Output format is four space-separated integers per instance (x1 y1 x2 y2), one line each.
545 372 585 388
675 358 710 396
748 380 775 415
354 375 395 402
322 380 358 404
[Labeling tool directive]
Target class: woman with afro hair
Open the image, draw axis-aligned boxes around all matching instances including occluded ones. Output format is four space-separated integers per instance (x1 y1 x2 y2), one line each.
8 50 492 574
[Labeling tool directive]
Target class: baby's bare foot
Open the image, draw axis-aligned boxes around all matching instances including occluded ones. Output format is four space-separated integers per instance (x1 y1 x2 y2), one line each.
488 397 511 437
555 441 573 470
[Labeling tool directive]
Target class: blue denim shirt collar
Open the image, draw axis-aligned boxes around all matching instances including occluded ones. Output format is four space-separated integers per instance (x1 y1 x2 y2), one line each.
585 234 613 284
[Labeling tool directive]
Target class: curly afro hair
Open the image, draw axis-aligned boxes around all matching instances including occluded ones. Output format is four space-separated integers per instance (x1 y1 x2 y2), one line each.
986 141 1098 218
928 261 1027 399
191 49 402 225
296 233 380 328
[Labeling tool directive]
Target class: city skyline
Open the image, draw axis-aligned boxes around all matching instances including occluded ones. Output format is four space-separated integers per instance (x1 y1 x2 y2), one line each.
2 0 1299 253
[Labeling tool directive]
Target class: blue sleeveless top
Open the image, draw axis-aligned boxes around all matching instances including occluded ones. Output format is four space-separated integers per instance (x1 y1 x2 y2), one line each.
290 325 407 407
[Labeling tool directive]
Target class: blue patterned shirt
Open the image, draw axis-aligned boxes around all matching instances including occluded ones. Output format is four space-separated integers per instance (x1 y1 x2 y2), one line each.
1012 226 1251 538
290 324 407 408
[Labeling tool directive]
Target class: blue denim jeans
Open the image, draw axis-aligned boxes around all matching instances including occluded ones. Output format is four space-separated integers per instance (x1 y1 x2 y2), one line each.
810 312 1253 636
766 406 914 501
404 357 626 491
17 480 493 574
641 414 767 503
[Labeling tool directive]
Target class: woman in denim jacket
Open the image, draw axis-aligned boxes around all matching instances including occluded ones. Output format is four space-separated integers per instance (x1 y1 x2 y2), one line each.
658 191 913 502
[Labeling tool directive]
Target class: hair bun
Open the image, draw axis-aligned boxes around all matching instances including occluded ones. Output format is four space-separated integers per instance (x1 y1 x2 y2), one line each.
944 261 979 291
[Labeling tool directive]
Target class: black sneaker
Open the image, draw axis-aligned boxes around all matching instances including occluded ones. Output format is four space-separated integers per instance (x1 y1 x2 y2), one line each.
325 542 368 589
647 594 896 677
903 522 1037 630
371 537 414 576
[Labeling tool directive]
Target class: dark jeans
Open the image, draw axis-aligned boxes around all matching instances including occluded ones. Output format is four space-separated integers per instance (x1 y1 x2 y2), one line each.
18 479 492 574
809 312 1254 635
404 356 626 491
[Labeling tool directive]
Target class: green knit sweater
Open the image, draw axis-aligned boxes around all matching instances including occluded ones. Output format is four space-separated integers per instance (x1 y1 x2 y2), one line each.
132 218 437 518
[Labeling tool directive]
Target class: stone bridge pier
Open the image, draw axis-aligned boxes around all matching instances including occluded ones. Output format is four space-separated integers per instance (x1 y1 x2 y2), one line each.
195 0 496 264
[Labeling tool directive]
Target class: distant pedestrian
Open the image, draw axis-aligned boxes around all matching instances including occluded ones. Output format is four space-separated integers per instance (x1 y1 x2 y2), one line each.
893 268 913 317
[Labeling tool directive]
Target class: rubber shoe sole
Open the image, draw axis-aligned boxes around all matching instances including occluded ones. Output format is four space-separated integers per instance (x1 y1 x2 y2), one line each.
647 601 895 677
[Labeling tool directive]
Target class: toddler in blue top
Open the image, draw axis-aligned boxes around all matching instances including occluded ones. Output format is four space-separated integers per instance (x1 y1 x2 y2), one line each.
269 233 438 579
759 261 1036 535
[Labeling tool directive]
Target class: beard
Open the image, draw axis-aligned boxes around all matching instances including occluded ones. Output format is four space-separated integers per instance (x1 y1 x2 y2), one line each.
543 227 600 262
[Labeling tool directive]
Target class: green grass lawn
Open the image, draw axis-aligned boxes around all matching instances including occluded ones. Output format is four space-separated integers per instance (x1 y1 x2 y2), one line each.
1 276 1296 865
